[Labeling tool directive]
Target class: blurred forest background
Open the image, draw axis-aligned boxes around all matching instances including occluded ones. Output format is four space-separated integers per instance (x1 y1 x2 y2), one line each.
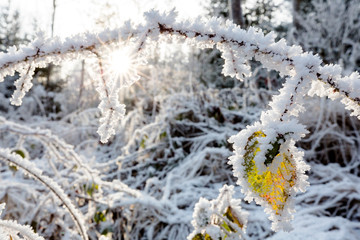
0 0 360 239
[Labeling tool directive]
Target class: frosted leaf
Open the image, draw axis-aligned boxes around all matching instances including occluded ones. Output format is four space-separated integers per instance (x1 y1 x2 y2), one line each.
228 122 310 231
205 225 224 239
188 185 248 240
191 198 212 229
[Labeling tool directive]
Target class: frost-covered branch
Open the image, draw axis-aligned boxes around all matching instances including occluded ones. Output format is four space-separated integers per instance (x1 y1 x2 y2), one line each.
91 50 127 143
0 220 44 240
0 149 88 240
0 203 45 240
0 116 96 178
0 10 359 143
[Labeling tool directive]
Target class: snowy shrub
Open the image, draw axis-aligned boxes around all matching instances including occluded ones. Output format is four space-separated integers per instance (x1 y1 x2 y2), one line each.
291 0 360 72
0 9 359 240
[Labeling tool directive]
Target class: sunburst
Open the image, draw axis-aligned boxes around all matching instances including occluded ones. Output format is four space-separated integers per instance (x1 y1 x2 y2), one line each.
106 45 141 89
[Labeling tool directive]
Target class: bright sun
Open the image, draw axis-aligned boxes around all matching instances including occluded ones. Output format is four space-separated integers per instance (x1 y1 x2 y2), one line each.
109 48 132 76
104 45 141 88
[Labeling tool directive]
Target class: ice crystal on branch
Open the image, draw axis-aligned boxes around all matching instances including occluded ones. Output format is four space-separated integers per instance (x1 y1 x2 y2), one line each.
218 42 252 81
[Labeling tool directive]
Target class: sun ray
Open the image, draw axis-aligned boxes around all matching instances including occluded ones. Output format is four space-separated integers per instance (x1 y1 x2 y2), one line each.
109 48 132 76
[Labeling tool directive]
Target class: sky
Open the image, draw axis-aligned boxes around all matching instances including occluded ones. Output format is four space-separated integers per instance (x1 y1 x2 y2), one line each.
1 0 207 38
1 0 291 39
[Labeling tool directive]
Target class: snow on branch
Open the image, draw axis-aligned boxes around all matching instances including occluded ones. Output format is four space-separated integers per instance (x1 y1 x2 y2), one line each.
0 203 44 240
0 116 96 178
0 220 44 240
0 149 88 240
0 10 359 143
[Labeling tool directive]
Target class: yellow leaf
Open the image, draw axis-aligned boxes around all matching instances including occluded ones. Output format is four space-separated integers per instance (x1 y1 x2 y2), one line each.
191 233 213 240
192 233 204 240
223 206 244 231
204 234 213 240
243 131 296 214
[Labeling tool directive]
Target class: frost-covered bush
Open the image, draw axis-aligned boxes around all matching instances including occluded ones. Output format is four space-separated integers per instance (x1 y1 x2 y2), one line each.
0 9 360 240
291 0 360 72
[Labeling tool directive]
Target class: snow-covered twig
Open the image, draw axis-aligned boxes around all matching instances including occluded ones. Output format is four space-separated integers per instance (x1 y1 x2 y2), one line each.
0 116 96 178
0 149 88 240
0 219 45 240
0 203 44 240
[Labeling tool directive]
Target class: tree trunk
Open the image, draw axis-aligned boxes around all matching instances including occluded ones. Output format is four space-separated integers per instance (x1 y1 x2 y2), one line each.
228 0 244 27
292 0 302 32
51 0 56 38
47 0 56 88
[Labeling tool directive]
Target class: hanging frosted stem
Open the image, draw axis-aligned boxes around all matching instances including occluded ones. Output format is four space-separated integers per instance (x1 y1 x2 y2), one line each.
92 50 126 143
